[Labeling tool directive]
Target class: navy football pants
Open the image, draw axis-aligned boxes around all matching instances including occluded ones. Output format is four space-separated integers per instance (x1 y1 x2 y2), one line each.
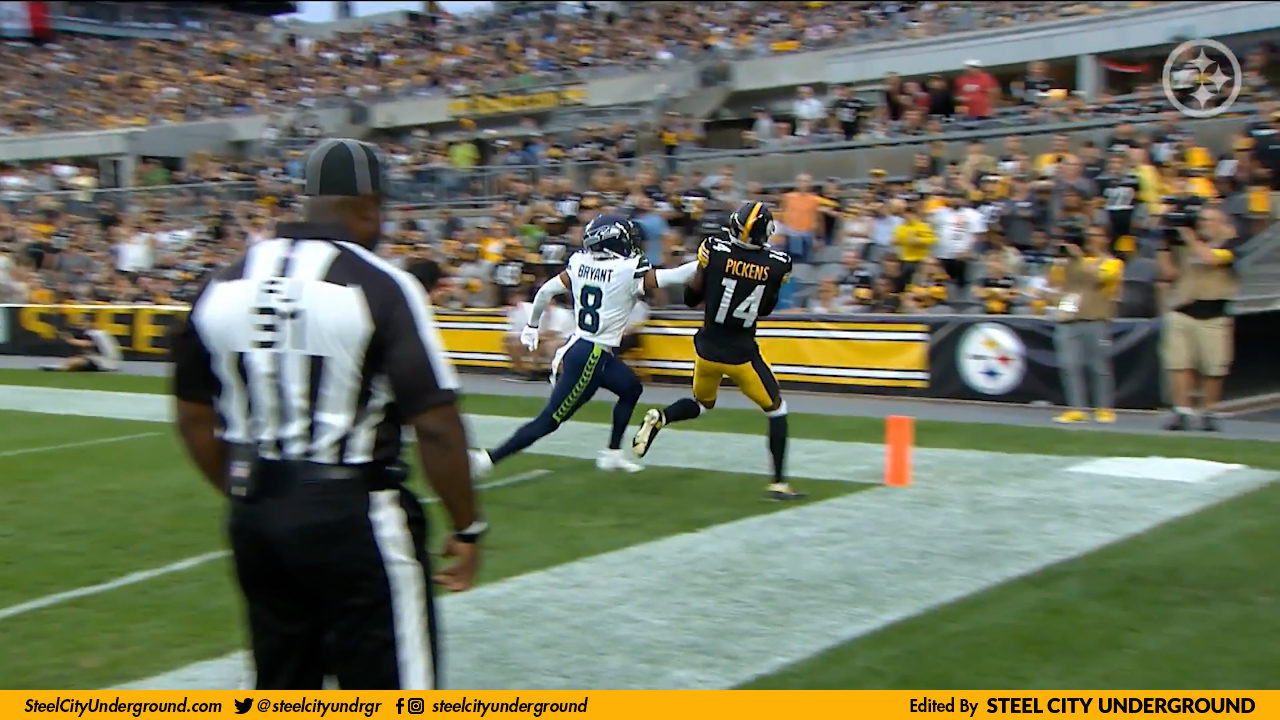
489 338 643 463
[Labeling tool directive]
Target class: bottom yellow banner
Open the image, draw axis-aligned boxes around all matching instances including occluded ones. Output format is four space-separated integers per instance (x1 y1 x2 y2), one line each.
1 691 1273 720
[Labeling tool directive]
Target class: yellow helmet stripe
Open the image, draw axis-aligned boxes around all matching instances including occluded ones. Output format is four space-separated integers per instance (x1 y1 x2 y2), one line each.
740 202 763 244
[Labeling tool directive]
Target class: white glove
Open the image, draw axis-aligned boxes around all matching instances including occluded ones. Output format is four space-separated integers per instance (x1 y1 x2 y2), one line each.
520 324 540 352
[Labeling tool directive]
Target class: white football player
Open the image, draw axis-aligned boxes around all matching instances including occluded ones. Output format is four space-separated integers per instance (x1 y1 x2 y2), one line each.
470 214 696 476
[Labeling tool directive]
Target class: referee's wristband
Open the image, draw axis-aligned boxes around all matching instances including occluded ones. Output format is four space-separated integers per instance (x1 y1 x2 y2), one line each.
454 519 488 544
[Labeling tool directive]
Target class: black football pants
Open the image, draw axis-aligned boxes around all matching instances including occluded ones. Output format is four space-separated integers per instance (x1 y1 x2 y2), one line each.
228 480 439 690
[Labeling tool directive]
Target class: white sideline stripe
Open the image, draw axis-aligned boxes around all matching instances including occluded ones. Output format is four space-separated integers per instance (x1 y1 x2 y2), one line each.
420 469 551 505
0 432 160 458
0 385 875 484
119 462 1275 690
0 551 231 622
0 470 552 624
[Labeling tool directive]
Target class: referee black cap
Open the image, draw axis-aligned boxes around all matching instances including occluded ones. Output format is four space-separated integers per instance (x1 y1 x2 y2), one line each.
303 138 384 197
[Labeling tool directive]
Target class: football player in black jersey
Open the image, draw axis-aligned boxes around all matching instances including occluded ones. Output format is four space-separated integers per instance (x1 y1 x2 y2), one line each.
631 201 802 500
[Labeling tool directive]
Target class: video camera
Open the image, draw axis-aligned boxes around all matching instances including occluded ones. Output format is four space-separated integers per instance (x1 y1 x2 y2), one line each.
1054 224 1085 257
1160 194 1204 244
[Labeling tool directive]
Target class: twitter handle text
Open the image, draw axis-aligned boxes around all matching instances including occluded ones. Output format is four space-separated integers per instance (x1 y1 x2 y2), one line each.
246 699 382 717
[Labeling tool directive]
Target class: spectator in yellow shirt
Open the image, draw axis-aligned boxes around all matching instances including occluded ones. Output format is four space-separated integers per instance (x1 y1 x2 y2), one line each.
1185 144 1213 172
975 253 1019 315
30 285 56 304
902 257 950 312
1035 133 1077 178
893 203 936 276
480 221 515 263
1129 147 1163 213
1182 166 1218 200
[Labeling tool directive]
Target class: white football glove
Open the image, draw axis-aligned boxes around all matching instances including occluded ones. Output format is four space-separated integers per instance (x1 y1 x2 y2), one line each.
520 324 540 352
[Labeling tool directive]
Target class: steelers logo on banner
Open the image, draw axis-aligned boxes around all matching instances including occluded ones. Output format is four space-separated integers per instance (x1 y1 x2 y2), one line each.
956 322 1026 396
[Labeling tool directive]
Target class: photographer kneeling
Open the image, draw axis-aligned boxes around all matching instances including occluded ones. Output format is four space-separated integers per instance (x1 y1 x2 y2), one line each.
1052 225 1124 424
40 319 123 373
1158 204 1242 431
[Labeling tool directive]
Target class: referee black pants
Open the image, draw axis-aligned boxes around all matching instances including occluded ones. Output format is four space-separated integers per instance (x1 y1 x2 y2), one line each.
228 480 439 690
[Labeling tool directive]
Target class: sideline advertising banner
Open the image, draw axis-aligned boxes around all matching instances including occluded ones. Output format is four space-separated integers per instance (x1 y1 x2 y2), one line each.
446 85 588 118
0 306 1163 409
0 304 189 361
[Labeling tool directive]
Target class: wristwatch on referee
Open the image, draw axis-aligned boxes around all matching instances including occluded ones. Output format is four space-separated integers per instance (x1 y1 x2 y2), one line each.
454 519 488 544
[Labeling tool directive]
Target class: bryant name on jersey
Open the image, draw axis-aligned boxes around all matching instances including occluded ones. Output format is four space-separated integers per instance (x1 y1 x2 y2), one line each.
564 248 650 349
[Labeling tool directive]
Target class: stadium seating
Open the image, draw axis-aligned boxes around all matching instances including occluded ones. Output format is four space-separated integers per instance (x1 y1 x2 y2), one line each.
4 0 1278 324
1 1 1156 135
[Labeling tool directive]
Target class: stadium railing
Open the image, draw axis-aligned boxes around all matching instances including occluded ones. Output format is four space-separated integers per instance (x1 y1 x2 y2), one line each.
677 106 1263 185
361 105 1262 206
382 159 633 203
1 182 261 218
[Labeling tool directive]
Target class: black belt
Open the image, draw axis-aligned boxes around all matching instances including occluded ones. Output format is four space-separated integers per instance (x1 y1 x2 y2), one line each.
226 444 408 500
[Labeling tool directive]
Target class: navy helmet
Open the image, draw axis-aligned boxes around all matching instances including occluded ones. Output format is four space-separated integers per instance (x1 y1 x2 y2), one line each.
581 213 637 258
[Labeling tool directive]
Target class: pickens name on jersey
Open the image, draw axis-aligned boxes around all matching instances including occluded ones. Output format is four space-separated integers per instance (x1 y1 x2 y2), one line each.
725 257 772 282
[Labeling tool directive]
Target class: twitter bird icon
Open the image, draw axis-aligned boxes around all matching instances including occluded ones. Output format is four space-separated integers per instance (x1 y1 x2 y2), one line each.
234 699 253 714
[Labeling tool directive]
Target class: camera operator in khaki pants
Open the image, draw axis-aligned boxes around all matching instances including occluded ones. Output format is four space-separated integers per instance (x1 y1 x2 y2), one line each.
1052 225 1124 424
1158 206 1242 432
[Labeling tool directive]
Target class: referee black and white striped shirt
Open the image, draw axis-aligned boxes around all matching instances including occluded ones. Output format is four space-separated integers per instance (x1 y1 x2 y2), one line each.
172 137 481 692
172 222 459 465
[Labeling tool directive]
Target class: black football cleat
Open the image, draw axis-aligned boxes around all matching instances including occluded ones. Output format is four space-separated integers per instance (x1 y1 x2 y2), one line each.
1163 412 1190 432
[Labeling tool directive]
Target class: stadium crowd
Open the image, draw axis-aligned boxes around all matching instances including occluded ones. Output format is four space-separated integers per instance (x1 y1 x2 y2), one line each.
2 0 1274 326
3 97 1278 319
3 1 1149 135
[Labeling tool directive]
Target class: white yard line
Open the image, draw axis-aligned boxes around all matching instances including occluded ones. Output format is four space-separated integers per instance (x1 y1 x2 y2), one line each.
0 432 161 458
419 469 552 505
0 469 553 624
0 551 231 622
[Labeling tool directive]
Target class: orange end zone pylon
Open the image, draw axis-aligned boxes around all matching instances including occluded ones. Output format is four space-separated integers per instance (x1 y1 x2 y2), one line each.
884 415 914 487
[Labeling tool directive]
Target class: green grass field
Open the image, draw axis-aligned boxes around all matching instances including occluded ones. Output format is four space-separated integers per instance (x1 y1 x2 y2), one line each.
0 368 1277 689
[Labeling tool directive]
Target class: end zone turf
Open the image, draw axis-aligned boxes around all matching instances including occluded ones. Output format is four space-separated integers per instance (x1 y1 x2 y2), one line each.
1 375 1276 689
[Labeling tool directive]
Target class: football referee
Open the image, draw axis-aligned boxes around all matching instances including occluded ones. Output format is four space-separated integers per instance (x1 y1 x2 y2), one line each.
171 138 484 691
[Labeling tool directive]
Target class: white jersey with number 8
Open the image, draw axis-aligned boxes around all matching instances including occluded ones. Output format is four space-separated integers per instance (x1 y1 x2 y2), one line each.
560 249 650 349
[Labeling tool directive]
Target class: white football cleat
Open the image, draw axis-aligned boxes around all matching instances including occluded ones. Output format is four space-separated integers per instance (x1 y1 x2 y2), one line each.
766 482 806 501
631 408 665 458
596 448 643 473
469 449 494 480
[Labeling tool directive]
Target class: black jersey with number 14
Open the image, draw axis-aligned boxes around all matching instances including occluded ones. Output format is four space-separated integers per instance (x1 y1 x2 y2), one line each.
695 238 793 364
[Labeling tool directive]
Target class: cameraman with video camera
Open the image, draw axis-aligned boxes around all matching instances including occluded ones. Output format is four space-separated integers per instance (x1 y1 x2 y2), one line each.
1157 200 1242 432
1051 225 1123 424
